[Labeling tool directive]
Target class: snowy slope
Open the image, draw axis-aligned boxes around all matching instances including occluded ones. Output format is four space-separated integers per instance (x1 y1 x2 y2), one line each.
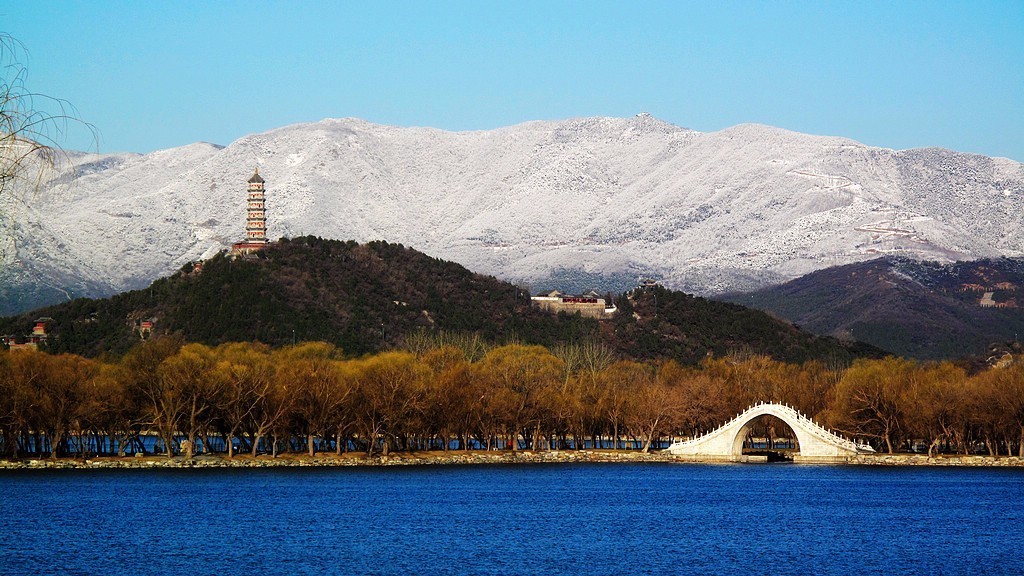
2 114 1022 314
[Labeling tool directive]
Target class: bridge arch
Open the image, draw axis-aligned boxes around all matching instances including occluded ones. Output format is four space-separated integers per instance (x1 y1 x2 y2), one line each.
666 402 873 463
729 411 799 457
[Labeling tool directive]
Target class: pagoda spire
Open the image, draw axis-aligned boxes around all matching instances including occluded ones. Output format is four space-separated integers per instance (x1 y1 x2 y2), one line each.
232 168 270 256
245 167 268 243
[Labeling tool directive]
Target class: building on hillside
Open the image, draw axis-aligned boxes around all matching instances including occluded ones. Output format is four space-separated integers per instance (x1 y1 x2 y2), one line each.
31 318 51 337
637 278 660 290
1 317 53 351
979 292 1017 309
531 291 616 319
136 318 156 340
231 167 271 256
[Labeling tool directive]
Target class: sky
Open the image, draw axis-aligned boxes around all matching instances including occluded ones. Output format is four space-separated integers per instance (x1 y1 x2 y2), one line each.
3 1 1023 161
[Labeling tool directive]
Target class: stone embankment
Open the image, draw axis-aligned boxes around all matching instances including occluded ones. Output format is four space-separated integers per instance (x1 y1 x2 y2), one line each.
2 451 1023 470
848 454 1024 467
0 450 675 470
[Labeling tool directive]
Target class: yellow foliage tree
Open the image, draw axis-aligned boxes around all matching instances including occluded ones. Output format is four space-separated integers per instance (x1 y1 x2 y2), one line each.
828 357 916 454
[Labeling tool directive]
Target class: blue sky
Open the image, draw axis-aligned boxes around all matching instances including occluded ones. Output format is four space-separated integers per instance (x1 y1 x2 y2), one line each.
4 1 1023 160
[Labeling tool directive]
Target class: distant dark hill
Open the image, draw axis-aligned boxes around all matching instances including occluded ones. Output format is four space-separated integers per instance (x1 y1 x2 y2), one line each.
0 237 878 363
607 286 883 364
725 257 1024 360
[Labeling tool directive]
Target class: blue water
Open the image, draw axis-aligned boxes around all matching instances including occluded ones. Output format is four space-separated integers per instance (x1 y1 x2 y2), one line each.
1 463 1022 575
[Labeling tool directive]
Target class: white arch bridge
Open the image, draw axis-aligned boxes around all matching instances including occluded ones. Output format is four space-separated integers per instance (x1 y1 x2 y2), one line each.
665 402 875 463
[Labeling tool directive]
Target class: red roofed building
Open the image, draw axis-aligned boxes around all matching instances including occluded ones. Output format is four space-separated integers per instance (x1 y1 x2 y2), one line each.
1 317 53 351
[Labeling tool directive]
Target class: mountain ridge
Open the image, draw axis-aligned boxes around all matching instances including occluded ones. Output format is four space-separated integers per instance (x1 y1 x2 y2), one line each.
2 114 1021 315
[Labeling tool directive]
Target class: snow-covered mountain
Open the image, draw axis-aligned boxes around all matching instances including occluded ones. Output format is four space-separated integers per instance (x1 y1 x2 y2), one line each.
2 114 1022 315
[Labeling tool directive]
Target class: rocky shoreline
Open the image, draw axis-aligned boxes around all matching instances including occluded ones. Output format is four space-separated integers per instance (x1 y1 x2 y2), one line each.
847 454 1024 467
0 450 673 470
2 450 1024 470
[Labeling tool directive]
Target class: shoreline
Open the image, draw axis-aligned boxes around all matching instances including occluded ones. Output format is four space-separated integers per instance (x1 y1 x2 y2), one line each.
2 450 1024 470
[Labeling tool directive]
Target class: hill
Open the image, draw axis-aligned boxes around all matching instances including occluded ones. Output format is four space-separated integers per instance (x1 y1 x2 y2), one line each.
3 115 1022 315
607 285 881 364
0 237 878 364
726 257 1024 359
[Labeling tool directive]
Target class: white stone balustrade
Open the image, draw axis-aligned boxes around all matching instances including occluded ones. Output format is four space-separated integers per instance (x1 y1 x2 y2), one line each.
665 402 875 463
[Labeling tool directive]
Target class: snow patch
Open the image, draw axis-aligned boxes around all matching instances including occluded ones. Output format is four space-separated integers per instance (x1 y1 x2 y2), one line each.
3 115 1023 313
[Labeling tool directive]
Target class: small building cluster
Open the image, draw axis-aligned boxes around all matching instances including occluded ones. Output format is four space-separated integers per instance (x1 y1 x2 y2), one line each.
134 317 157 340
530 290 616 319
1 317 53 351
961 282 1018 308
529 279 659 319
637 278 660 290
979 292 1018 309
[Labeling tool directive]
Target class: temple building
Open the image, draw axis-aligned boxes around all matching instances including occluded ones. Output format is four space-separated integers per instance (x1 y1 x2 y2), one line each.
231 168 270 256
1 317 53 351
530 290 615 319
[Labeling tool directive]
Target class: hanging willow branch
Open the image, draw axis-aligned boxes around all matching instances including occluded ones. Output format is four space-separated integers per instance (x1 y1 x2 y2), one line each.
0 32 96 199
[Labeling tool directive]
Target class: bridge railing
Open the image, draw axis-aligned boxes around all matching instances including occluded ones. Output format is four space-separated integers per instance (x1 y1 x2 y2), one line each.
666 401 873 453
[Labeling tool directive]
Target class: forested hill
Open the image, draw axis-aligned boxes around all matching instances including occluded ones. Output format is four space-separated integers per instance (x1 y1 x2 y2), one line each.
0 237 593 357
725 257 1024 360
0 237 879 362
608 286 882 364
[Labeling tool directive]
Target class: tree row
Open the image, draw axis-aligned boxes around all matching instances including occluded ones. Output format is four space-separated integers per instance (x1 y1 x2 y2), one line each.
2 335 1023 459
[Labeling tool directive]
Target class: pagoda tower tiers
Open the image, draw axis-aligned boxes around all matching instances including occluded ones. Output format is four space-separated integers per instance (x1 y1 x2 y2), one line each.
231 168 270 256
245 168 268 242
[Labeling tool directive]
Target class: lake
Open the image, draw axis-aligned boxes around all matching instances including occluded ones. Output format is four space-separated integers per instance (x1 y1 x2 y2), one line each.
1 463 1021 575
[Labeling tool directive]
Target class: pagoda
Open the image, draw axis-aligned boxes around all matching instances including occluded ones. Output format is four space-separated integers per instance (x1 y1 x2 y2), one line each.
231 168 270 256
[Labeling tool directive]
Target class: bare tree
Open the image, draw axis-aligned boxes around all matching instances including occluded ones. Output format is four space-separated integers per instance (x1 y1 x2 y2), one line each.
473 345 563 451
903 362 968 457
420 346 475 451
597 361 644 450
30 352 97 459
353 352 427 455
828 357 911 454
277 343 349 457
121 337 184 457
1 33 95 199
658 360 729 438
156 344 221 460
211 342 276 458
